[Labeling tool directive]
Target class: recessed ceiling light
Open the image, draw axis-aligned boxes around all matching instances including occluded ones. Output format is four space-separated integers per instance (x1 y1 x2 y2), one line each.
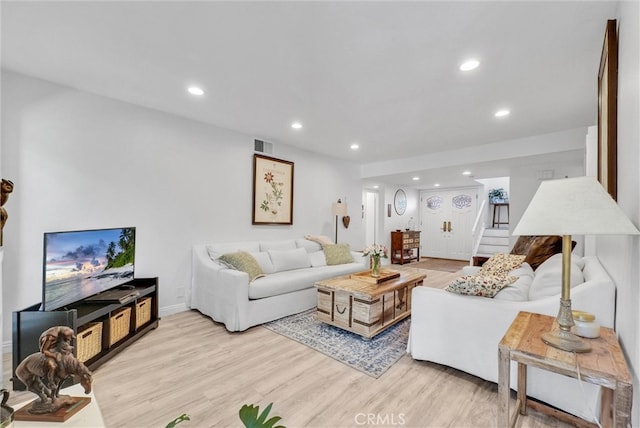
462 171 472 176
291 122 303 129
460 60 480 71
412 176 420 181
350 143 359 150
187 86 204 96
373 185 379 189
434 183 441 187
495 109 510 118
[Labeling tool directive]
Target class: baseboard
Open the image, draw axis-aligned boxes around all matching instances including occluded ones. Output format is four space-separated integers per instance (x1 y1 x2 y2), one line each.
159 303 188 318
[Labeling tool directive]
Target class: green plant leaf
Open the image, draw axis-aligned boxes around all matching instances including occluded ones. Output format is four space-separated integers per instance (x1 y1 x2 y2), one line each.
165 413 190 428
239 403 285 428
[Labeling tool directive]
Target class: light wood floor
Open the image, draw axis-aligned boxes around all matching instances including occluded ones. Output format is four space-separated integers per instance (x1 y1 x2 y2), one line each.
3 267 570 428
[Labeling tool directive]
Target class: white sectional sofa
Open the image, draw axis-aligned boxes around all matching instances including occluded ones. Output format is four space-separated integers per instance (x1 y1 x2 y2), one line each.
189 238 367 331
407 254 615 421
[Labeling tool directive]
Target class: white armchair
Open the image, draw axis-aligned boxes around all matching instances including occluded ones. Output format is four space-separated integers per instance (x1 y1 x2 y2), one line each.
407 255 615 421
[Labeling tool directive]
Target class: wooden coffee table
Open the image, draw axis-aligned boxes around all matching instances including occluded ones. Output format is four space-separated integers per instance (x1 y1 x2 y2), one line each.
315 267 426 338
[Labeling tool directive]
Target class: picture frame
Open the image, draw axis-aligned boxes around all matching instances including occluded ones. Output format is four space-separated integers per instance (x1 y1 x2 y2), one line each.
394 189 407 215
597 19 618 200
252 154 294 225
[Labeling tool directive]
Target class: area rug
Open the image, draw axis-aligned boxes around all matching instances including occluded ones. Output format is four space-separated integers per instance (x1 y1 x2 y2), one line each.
263 309 409 378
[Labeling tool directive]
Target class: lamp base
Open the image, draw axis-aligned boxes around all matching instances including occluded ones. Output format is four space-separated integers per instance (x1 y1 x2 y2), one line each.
542 330 591 353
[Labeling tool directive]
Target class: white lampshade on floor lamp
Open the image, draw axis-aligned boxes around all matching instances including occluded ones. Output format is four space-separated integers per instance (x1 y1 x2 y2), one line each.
332 199 347 244
513 176 639 352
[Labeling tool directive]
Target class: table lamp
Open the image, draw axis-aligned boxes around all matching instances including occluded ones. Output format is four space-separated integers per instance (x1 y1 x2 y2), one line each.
332 199 347 243
513 176 639 352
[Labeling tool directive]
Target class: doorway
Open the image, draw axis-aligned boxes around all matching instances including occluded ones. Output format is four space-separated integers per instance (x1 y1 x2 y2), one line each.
364 190 378 246
419 187 479 260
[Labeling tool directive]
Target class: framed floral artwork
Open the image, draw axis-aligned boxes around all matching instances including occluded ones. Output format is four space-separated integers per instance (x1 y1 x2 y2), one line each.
597 19 618 200
252 154 294 225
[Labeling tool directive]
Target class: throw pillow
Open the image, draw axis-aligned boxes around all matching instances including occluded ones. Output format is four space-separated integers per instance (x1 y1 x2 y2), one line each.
479 253 525 277
267 248 312 272
308 251 327 267
523 236 575 270
295 238 323 253
249 251 276 274
218 251 264 282
323 244 354 265
528 253 585 300
446 275 518 298
305 234 334 246
510 236 539 255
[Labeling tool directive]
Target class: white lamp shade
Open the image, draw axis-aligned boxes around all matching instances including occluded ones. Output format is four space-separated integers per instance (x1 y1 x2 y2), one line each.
513 176 640 236
332 201 347 216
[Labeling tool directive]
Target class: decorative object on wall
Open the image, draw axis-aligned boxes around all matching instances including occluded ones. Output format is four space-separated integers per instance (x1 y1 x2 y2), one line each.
513 176 639 352
597 19 618 200
0 178 14 246
387 204 392 217
252 154 294 225
342 215 351 228
394 189 407 215
331 199 347 243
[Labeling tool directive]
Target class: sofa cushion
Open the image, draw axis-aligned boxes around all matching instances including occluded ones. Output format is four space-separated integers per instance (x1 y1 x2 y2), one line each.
249 263 363 299
479 253 525 277
295 238 323 253
218 251 264 281
446 275 518 297
528 253 585 300
268 248 311 272
260 240 297 252
304 234 334 246
249 251 276 274
494 263 535 301
323 244 354 265
308 251 327 267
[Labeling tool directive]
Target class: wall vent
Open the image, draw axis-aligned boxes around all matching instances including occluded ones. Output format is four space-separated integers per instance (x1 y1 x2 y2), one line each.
254 139 273 154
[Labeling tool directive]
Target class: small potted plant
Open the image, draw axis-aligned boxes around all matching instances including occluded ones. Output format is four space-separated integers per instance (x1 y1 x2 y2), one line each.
488 188 506 204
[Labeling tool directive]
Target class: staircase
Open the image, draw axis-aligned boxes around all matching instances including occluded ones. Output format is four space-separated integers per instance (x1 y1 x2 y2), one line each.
475 228 510 258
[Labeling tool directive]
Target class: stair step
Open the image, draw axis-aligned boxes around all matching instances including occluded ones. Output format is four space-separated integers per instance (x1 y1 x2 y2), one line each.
483 228 510 237
477 244 510 255
480 236 510 246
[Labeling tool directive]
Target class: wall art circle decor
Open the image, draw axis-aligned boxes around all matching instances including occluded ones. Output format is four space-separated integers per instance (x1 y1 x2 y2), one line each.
394 189 407 215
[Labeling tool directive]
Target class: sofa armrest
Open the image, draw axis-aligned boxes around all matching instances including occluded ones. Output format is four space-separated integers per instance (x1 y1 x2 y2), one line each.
190 246 252 331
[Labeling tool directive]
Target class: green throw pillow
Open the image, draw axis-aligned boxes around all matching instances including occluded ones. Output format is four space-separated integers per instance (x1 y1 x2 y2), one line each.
218 251 264 281
323 244 354 265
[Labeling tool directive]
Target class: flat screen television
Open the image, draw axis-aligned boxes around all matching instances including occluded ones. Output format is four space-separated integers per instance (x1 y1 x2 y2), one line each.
42 227 135 311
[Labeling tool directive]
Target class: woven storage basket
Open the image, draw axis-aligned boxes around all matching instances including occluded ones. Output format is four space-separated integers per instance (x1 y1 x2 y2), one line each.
135 297 152 330
109 306 132 346
77 322 103 362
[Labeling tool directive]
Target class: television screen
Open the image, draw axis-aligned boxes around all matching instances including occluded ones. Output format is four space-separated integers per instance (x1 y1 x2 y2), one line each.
43 227 135 311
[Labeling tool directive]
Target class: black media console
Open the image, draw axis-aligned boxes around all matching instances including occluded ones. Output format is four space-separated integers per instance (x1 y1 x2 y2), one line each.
12 277 159 390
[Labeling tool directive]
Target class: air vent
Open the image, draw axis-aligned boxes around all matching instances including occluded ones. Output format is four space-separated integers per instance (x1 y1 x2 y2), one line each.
254 139 273 154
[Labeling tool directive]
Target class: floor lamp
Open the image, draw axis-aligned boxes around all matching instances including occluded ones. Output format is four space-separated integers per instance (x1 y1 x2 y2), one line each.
513 176 639 352
332 199 347 244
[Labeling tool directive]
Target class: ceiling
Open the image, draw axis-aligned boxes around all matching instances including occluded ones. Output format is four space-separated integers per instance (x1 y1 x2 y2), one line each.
1 1 618 187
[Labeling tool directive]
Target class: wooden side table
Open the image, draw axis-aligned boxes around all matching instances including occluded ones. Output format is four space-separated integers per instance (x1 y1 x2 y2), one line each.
498 311 632 428
491 202 509 227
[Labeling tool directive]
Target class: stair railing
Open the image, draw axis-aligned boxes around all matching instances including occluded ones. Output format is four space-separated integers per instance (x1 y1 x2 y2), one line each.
470 200 487 264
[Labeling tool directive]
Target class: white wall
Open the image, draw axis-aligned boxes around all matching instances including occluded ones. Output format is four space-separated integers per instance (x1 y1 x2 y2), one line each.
0 71 365 345
381 186 419 253
595 3 640 425
508 157 585 249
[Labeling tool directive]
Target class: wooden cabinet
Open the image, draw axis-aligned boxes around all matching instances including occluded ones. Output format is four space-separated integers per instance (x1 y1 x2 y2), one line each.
12 277 159 390
391 231 421 264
